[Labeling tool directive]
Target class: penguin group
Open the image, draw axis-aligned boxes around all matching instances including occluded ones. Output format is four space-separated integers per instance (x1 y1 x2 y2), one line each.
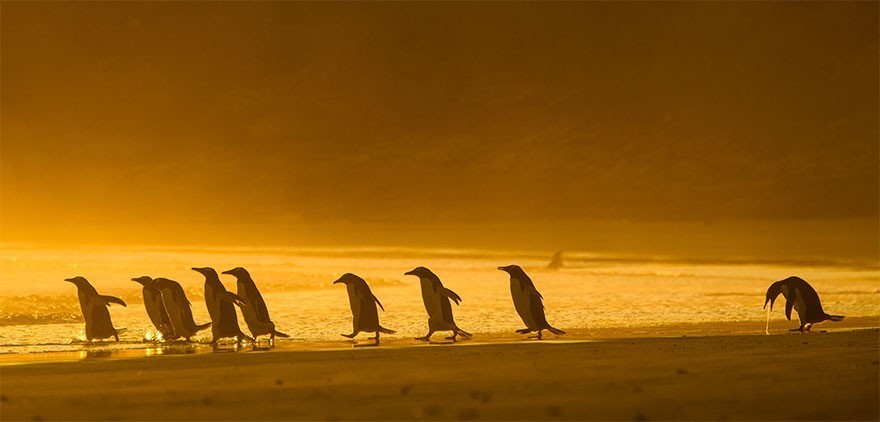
65 261 844 347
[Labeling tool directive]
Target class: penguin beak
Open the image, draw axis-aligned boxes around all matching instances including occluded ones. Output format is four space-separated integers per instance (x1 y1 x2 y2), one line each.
64 278 75 283
221 269 233 275
332 277 344 285
497 266 508 271
404 269 416 276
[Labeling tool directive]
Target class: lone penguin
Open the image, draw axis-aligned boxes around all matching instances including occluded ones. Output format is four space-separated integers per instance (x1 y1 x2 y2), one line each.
764 276 844 333
221 267 289 343
497 265 565 340
192 267 253 345
131 276 177 341
150 277 211 341
333 273 395 346
65 276 126 341
404 267 471 342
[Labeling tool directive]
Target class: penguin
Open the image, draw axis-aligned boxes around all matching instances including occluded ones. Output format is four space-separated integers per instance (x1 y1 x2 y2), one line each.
497 265 565 340
764 276 844 333
131 276 177 341
333 273 395 346
192 267 253 345
547 251 564 270
65 276 126 341
404 267 471 342
150 277 211 341
221 267 289 343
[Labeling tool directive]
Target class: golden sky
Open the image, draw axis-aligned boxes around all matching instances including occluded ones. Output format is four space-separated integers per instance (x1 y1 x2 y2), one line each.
1 2 877 252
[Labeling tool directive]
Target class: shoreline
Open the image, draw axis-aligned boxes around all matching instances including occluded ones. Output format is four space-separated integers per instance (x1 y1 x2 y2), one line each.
2 328 877 421
2 316 877 366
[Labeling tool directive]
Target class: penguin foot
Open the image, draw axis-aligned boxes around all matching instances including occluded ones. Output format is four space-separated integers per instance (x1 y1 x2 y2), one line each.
444 335 457 342
415 336 431 342
341 333 356 339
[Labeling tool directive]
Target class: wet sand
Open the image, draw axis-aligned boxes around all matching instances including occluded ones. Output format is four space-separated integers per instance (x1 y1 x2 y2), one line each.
2 325 877 421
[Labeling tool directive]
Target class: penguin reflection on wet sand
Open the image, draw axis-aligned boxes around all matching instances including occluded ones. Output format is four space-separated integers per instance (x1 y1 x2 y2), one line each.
333 273 396 346
131 276 177 340
221 267 289 344
764 276 844 333
497 265 565 340
192 267 254 346
150 277 212 341
65 276 126 341
404 267 471 342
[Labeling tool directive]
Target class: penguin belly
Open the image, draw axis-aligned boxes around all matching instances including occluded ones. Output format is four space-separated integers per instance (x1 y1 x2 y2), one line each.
510 280 537 329
162 294 192 338
144 289 175 338
346 284 363 333
204 283 222 323
87 304 117 340
237 284 272 336
214 302 243 338
420 280 455 331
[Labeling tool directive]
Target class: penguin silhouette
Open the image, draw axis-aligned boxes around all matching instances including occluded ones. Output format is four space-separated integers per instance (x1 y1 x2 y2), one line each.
404 267 471 342
65 276 126 341
333 273 395 346
192 267 253 346
764 276 844 333
547 251 564 270
150 277 211 341
131 276 177 341
221 267 289 343
497 265 565 340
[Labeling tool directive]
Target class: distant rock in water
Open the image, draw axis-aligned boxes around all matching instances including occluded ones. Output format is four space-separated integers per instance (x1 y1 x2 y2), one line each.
547 251 564 270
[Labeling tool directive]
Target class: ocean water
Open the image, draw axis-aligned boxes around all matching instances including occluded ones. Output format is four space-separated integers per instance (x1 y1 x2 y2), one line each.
1 244 878 355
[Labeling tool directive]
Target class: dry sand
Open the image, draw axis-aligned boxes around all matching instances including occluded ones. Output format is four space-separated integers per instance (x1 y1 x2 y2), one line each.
2 325 878 421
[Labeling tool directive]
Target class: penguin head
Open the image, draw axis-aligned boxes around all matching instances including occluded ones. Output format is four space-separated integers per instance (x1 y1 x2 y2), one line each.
333 273 362 285
221 267 250 279
64 276 89 286
404 266 433 278
497 265 523 275
764 281 783 311
131 276 153 286
150 277 173 289
192 267 219 278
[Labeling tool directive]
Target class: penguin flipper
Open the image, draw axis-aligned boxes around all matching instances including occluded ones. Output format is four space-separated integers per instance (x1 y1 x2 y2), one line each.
220 291 247 307
98 295 127 307
272 329 290 338
785 296 794 321
374 296 386 312
439 287 462 305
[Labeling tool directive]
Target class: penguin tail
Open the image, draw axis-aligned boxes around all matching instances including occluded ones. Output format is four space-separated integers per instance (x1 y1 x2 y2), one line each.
378 326 396 334
272 329 290 338
547 326 566 336
195 322 212 333
455 327 472 338
516 328 532 334
826 314 845 322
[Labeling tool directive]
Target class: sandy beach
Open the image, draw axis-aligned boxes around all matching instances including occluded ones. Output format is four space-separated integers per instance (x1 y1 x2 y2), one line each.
2 325 877 421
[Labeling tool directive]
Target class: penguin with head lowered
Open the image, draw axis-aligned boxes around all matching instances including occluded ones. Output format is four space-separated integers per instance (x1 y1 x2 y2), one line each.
65 276 126 341
131 276 177 341
192 267 253 346
497 265 565 340
764 276 844 333
221 267 289 343
404 266 471 342
333 273 395 346
150 277 211 341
